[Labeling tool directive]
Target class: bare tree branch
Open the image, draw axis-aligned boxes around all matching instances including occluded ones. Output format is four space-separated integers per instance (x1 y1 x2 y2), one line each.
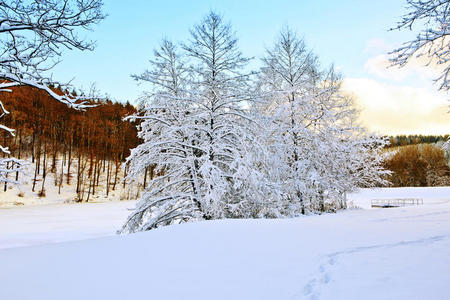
390 0 450 91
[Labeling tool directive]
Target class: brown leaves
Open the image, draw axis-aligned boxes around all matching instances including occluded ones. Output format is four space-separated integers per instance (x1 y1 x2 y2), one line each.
385 144 450 187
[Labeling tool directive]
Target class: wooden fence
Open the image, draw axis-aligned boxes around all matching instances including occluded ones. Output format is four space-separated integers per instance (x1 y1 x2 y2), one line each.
371 198 424 208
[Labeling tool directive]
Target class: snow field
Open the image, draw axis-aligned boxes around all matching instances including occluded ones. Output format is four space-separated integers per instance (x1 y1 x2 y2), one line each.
0 200 136 249
0 187 449 300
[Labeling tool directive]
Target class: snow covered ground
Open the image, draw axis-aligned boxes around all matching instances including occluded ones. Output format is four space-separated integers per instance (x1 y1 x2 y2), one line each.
0 187 449 300
0 157 140 208
0 201 136 249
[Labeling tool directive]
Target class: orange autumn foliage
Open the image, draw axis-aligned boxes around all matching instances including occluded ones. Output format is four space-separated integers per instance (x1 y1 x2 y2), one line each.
384 144 450 187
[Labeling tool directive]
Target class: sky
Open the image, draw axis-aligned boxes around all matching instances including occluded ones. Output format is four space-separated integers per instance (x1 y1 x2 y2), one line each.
51 0 449 135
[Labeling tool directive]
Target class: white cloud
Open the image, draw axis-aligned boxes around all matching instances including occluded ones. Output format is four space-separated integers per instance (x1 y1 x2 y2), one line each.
364 54 441 82
345 38 449 135
342 77 449 135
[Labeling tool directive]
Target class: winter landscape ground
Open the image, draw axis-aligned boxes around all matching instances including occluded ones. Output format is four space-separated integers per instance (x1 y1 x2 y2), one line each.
0 187 449 300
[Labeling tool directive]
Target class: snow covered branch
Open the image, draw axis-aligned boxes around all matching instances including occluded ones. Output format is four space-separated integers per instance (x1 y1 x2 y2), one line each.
390 0 450 91
0 0 105 183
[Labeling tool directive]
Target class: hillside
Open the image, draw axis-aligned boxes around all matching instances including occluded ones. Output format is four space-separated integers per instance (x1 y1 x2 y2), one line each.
0 85 142 203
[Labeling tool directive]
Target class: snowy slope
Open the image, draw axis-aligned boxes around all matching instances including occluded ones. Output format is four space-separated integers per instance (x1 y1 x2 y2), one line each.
0 187 449 300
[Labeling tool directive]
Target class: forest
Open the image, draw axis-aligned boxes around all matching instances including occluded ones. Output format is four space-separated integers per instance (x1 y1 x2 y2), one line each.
384 144 450 187
387 135 449 147
0 84 139 201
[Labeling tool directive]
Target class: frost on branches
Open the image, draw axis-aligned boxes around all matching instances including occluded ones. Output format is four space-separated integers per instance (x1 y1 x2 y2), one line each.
120 13 265 233
257 28 389 214
121 15 389 233
390 0 450 91
0 0 104 184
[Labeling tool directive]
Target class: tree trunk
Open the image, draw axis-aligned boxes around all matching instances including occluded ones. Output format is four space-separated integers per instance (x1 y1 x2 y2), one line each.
15 129 22 182
67 137 72 184
106 159 111 196
39 141 47 197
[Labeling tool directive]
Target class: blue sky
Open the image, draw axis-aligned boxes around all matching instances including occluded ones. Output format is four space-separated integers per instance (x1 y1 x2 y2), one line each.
52 0 409 100
52 0 449 134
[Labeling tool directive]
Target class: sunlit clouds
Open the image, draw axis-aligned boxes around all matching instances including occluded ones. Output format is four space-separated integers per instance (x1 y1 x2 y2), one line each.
343 40 449 135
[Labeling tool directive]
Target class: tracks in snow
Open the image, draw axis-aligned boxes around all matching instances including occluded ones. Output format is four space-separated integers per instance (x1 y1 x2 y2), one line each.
299 234 450 300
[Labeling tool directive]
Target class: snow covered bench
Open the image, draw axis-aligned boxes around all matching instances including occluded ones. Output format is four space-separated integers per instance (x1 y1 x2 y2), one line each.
371 198 423 208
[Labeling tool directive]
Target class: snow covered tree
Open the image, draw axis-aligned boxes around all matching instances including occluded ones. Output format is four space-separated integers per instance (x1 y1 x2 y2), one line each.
305 67 389 210
257 28 322 214
119 39 197 232
0 0 105 184
390 0 450 91
121 18 390 233
258 29 389 214
120 13 265 233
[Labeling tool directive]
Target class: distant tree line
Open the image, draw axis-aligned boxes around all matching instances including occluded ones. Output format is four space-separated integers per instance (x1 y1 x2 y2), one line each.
387 135 449 147
0 85 140 201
